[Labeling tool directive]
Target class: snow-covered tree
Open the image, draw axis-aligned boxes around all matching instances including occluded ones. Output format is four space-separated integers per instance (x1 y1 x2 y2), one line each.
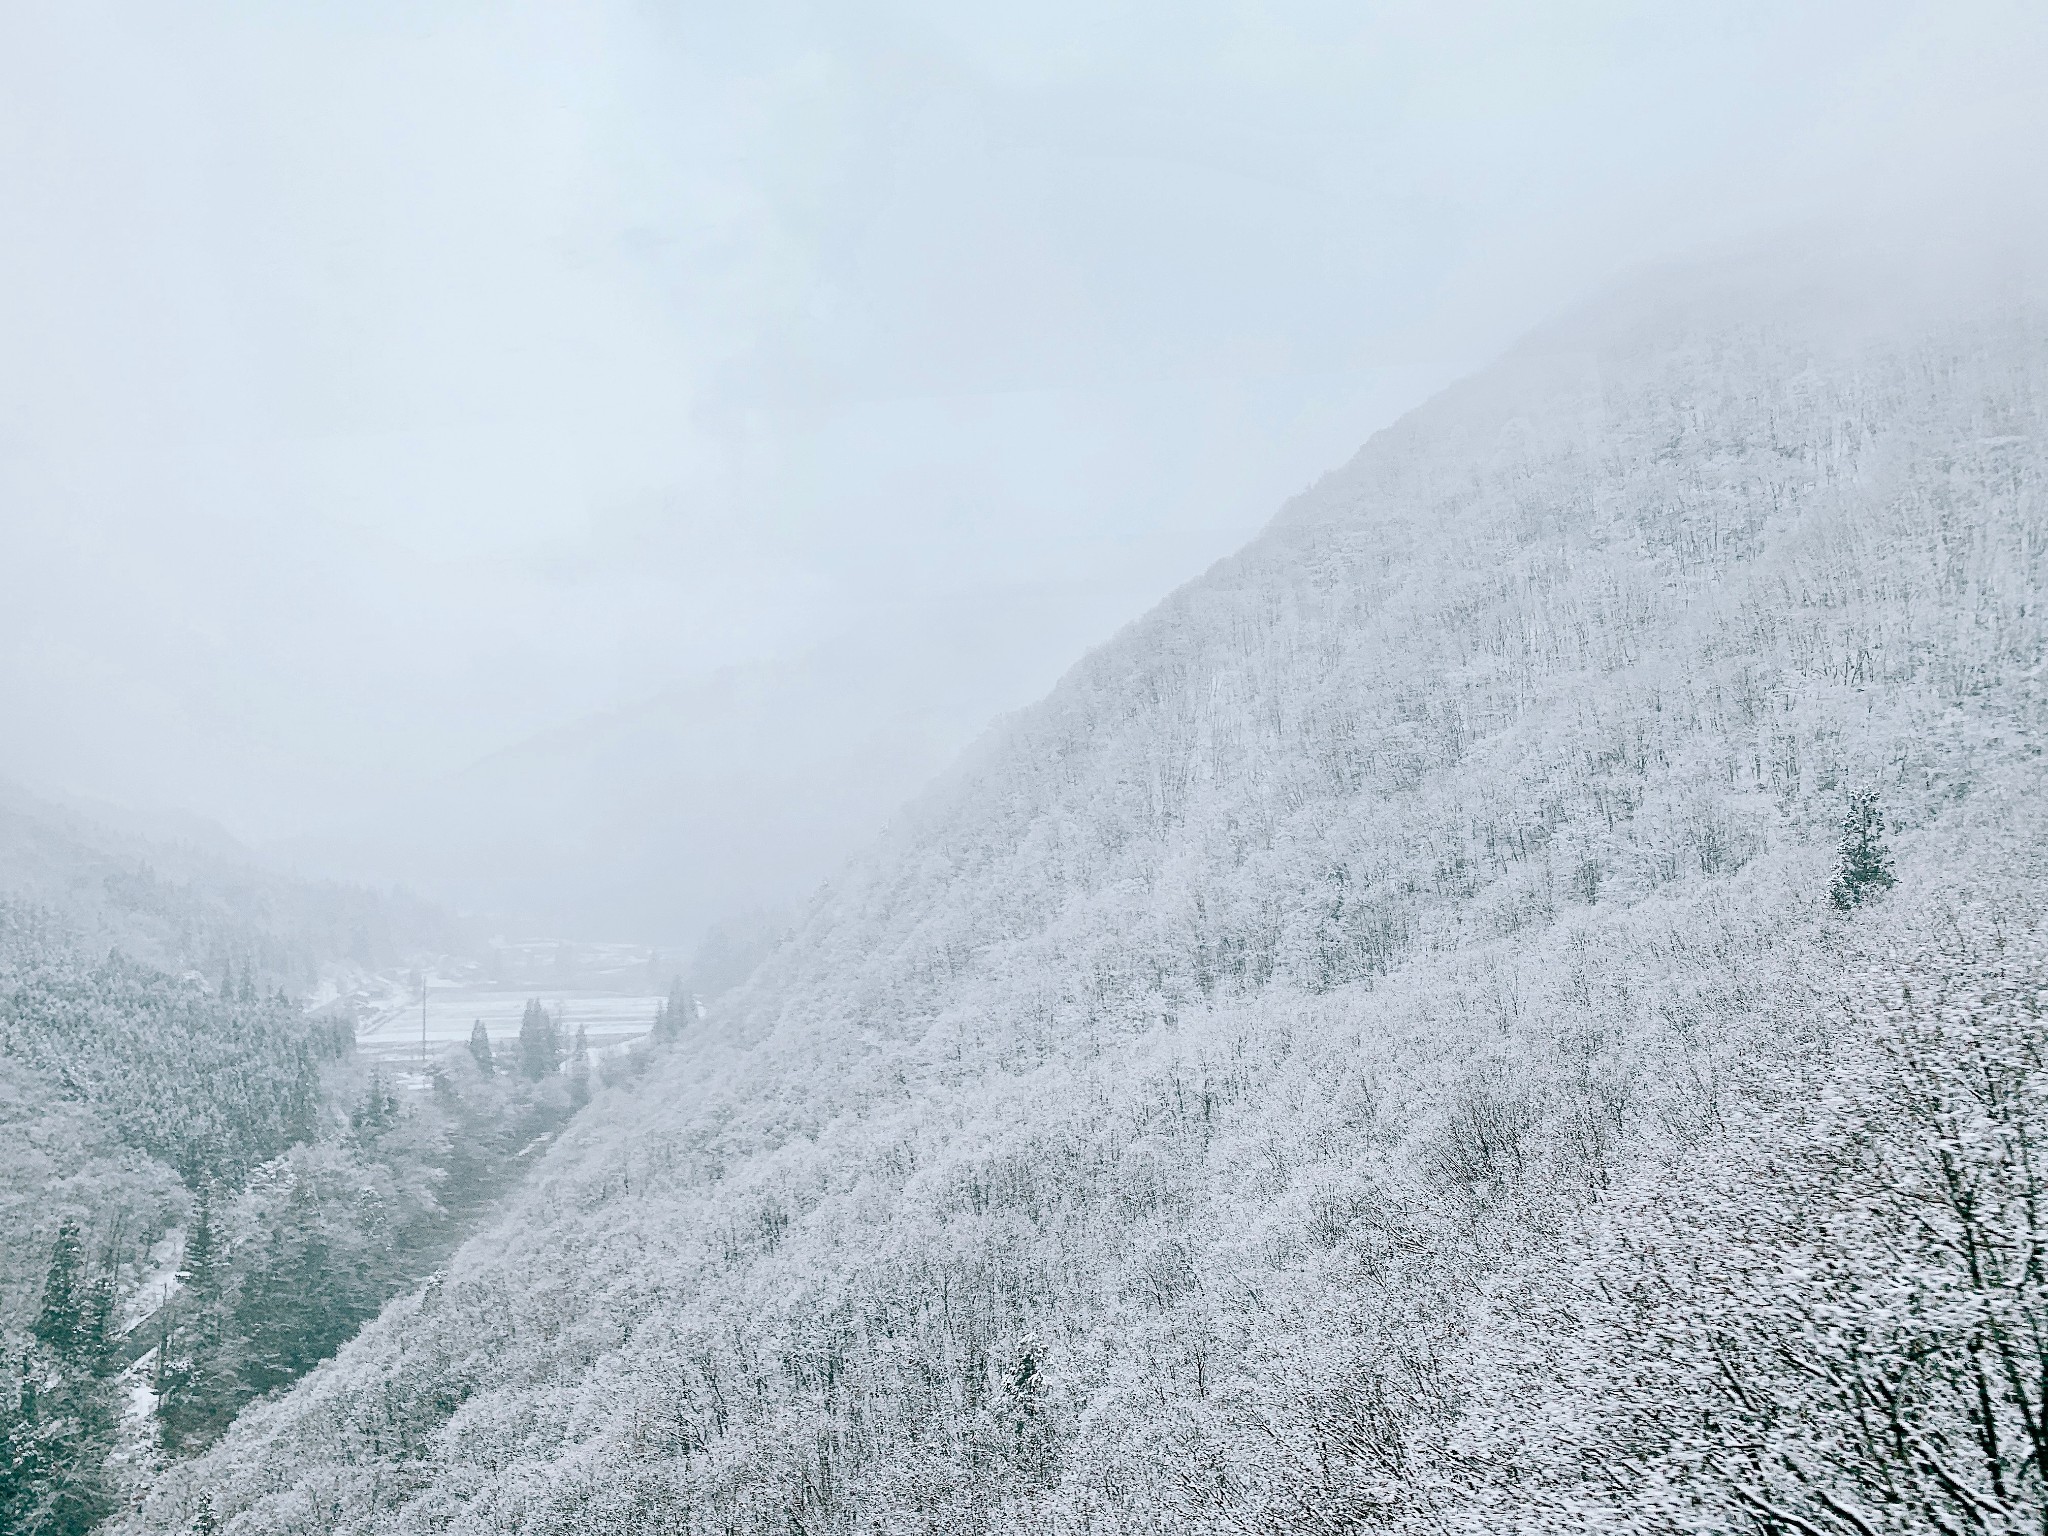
518 998 561 1080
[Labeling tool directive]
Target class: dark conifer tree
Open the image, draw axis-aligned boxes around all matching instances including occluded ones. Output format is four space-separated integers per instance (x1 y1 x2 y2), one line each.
179 1188 226 1302
350 1071 399 1140
78 1268 116 1378
0 1359 24 1531
157 1182 245 1450
469 1018 495 1074
3 1375 115 1534
1829 790 1897 911
33 1221 86 1357
15 1221 117 1532
235 1181 351 1397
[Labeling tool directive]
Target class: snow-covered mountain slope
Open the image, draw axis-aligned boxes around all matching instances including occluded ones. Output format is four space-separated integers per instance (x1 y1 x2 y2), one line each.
127 239 2048 1534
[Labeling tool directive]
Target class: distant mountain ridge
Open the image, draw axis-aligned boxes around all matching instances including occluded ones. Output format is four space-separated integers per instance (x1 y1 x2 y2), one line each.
127 232 2048 1534
283 590 1123 946
0 776 467 986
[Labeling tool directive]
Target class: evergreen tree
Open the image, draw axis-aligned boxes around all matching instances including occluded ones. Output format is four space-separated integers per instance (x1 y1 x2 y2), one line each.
653 979 692 1045
77 1269 115 1378
1 1369 115 1535
235 1183 346 1397
158 1186 239 1451
0 1357 23 1531
468 1018 495 1075
33 1222 86 1357
1829 790 1897 910
13 1223 116 1533
518 999 560 1080
179 1187 229 1302
350 1070 399 1141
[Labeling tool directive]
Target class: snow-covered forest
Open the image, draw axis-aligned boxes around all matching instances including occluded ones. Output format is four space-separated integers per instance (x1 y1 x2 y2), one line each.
0 795 685 1530
40 240 2033 1534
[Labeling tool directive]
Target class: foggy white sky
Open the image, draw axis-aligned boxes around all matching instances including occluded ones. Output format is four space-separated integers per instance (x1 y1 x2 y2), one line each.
2 0 2043 861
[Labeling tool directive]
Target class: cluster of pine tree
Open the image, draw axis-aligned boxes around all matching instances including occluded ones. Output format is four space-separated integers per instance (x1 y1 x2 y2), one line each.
0 906 622 1532
2 952 331 1187
141 1051 580 1459
0 922 357 1526
0 781 600 1529
0 1221 120 1535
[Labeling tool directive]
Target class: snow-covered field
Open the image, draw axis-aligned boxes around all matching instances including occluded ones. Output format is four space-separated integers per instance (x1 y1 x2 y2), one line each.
352 985 662 1069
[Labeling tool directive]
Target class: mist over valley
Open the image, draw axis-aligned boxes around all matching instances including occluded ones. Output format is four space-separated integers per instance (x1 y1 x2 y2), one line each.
3 7 2047 1534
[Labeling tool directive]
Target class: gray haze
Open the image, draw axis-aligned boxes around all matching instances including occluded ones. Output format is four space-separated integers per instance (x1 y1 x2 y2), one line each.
2 1 2043 942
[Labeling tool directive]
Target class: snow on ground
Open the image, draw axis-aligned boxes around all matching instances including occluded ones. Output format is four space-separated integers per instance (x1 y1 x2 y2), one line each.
351 985 662 1071
119 1226 184 1335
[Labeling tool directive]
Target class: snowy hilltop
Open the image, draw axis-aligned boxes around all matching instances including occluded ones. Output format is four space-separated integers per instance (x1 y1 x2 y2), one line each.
120 233 2048 1534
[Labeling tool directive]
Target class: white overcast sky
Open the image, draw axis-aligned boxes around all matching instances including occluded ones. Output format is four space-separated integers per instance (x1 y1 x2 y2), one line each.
1 0 2042 846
